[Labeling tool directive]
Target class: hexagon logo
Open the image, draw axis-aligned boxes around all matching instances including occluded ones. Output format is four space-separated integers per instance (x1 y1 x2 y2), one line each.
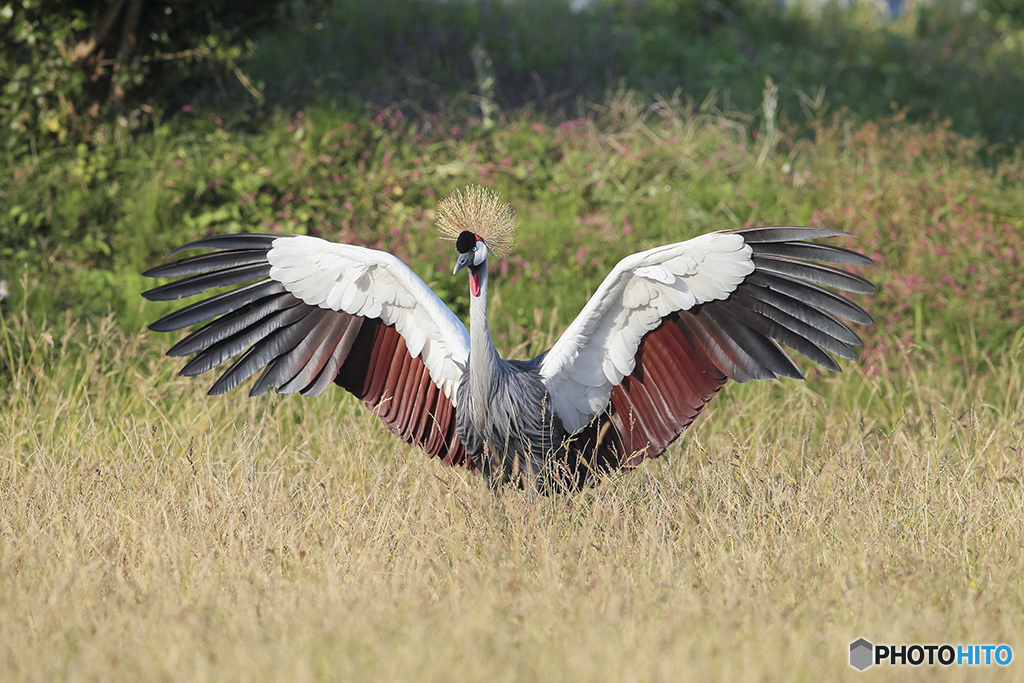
850 638 874 671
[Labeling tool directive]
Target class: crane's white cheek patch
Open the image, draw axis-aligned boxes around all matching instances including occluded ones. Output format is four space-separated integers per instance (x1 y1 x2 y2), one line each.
470 270 482 297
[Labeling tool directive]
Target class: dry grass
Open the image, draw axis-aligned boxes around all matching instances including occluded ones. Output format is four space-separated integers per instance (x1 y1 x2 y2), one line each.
2 312 1023 682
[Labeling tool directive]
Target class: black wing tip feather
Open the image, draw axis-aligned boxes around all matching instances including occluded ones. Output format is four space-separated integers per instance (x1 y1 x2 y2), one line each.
164 233 289 257
141 264 167 280
146 280 288 333
748 240 875 267
141 264 273 302
730 226 855 242
746 270 875 326
751 254 876 295
142 249 273 280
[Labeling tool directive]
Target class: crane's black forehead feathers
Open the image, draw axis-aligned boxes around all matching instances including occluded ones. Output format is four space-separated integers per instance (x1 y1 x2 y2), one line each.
456 231 477 253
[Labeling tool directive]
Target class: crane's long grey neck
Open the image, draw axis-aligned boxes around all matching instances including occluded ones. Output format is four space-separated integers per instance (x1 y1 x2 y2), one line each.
468 260 501 425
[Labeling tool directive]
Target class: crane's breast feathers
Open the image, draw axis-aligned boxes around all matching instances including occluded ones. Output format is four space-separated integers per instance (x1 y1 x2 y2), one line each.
539 228 873 434
267 236 470 400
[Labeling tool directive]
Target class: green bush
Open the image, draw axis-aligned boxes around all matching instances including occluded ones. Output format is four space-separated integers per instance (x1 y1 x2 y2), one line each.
0 4 89 147
0 0 309 155
247 0 1024 143
3 90 1023 368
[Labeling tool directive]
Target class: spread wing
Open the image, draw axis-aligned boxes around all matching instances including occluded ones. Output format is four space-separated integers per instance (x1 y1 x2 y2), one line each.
539 226 874 467
143 233 473 468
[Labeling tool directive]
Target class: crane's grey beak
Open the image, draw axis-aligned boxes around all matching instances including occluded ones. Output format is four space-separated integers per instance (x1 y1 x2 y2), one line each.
453 252 472 275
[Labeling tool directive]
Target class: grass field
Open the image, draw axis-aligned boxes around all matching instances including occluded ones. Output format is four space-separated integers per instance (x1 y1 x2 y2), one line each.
2 290 1023 680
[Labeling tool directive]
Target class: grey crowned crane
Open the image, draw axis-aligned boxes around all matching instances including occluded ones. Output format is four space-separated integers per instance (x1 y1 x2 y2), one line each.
143 186 874 492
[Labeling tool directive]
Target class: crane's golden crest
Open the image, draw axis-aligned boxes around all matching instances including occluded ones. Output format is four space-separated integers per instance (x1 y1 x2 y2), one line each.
436 185 517 258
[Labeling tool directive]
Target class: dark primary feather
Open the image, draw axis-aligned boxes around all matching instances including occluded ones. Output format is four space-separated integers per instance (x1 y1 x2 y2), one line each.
142 250 272 279
254 310 344 394
209 309 327 395
166 293 301 357
717 296 845 370
714 228 874 368
745 270 873 326
747 241 874 266
728 289 857 359
147 280 288 332
691 305 794 381
733 226 851 243
736 285 863 346
751 254 875 294
141 264 272 301
166 233 282 256
178 304 310 378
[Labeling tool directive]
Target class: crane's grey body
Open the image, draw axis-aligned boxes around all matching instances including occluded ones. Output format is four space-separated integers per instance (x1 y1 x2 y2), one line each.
454 258 568 489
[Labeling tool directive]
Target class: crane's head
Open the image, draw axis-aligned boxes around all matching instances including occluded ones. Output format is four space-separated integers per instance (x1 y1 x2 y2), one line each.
436 185 517 297
453 231 488 296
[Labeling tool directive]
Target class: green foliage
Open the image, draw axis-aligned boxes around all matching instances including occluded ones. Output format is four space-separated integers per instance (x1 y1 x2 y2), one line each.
248 0 1024 144
0 0 307 155
2 90 1023 375
0 3 90 146
3 1 1024 388
978 0 1024 26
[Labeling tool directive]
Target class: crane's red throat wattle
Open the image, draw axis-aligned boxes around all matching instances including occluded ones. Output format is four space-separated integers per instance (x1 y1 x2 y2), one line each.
470 269 482 297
